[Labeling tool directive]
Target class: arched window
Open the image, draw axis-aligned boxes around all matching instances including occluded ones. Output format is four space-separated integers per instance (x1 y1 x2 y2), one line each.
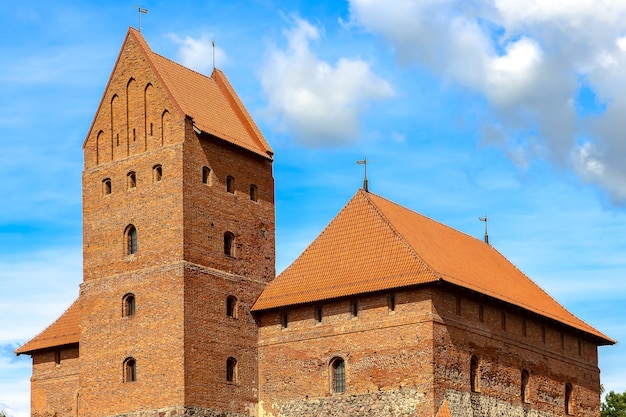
224 232 235 257
125 225 137 255
470 355 480 392
521 369 530 403
249 184 258 201
153 165 162 183
123 357 136 382
127 171 136 189
226 176 235 193
330 357 346 393
226 357 237 383
202 166 211 185
226 296 237 318
565 383 573 414
103 178 112 195
123 293 136 317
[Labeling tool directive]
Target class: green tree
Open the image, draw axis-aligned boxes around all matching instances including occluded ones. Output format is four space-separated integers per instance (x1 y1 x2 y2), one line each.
0 410 7 417
602 390 626 417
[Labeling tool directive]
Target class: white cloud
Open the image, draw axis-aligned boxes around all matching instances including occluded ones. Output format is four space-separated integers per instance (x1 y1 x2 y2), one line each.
259 16 394 147
167 33 227 75
348 0 626 204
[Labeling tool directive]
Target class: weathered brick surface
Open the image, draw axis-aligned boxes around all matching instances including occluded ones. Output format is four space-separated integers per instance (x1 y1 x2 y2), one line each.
30 347 79 417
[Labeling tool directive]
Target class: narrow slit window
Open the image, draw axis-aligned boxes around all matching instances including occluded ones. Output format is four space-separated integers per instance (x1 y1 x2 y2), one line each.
202 166 211 185
226 296 237 318
470 356 480 392
565 383 573 414
103 178 112 195
226 357 237 383
224 232 235 257
125 225 137 255
123 293 136 317
124 358 136 382
153 165 162 183
478 305 484 323
350 300 358 318
55 350 61 365
521 369 530 403
249 184 258 201
330 357 346 393
280 312 288 329
315 306 322 323
226 176 235 193
127 171 136 189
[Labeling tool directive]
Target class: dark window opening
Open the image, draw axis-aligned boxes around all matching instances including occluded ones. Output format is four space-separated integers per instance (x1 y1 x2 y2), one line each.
103 178 112 195
388 294 396 312
226 296 237 318
127 171 136 189
153 165 162 182
501 312 507 331
226 176 235 193
54 350 61 365
350 300 358 318
226 357 237 383
470 356 480 392
124 358 136 382
202 166 211 185
315 306 322 323
224 232 235 257
249 184 258 201
331 357 345 393
123 294 136 317
280 312 288 329
565 383 573 414
126 225 137 255
478 305 484 323
521 369 530 403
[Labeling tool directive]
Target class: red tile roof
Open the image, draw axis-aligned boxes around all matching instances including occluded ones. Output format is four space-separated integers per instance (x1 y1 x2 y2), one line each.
252 190 614 345
16 299 80 355
85 28 273 159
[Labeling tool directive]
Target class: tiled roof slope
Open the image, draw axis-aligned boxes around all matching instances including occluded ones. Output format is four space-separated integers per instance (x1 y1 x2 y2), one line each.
86 28 273 159
16 299 80 355
252 190 614 344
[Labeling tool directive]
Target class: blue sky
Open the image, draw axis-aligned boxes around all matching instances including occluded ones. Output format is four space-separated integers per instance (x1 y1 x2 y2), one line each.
1 0 626 415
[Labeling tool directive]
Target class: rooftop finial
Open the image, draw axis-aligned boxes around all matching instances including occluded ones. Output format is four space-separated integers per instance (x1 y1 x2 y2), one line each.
356 156 369 192
137 4 149 33
479 215 489 244
212 40 216 72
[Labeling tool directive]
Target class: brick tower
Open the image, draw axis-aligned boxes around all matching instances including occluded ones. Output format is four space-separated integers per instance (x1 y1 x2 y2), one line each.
79 28 274 417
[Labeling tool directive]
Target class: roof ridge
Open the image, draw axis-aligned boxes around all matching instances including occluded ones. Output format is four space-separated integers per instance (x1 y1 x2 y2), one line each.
361 191 440 280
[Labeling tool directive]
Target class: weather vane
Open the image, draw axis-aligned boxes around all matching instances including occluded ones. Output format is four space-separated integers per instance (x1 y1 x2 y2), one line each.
479 215 489 244
212 40 216 71
137 4 149 32
356 156 369 192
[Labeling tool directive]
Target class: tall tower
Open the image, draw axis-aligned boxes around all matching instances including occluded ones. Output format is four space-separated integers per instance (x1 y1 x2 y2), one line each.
80 28 274 417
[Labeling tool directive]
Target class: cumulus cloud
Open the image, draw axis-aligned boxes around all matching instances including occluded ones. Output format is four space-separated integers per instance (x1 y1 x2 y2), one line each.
260 17 394 147
348 0 626 204
167 33 227 74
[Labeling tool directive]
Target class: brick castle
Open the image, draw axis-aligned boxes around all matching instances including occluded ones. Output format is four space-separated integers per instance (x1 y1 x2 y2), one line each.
16 28 614 417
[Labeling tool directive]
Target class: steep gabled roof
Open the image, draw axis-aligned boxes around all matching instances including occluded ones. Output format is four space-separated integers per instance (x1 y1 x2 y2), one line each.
252 190 614 345
16 299 80 355
85 28 273 159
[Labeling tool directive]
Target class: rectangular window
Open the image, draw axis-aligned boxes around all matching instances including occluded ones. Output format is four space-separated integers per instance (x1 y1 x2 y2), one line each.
478 305 484 323
350 300 358 318
388 293 396 312
280 312 288 329
315 306 322 323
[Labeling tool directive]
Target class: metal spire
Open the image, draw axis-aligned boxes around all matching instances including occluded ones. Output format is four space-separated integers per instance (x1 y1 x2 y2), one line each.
356 156 369 192
479 215 489 244
137 4 149 32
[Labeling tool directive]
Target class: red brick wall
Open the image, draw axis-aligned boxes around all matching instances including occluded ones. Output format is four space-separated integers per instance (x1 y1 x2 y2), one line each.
30 346 79 417
256 289 436 417
431 286 602 417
